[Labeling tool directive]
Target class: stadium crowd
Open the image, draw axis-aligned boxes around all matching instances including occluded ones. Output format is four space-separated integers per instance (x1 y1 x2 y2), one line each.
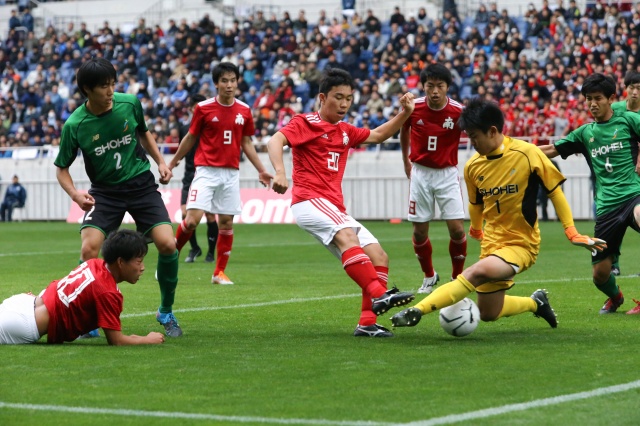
0 0 639 156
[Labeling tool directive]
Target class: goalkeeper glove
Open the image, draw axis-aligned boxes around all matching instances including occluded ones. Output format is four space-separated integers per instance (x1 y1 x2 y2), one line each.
564 226 607 255
469 226 484 241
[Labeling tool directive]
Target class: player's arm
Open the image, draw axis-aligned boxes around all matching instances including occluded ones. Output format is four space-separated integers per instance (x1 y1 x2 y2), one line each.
56 166 95 211
399 124 412 179
538 144 559 158
168 132 198 170
103 328 165 346
138 129 172 185
241 135 273 187
468 203 484 240
547 187 607 254
267 131 289 194
364 93 415 144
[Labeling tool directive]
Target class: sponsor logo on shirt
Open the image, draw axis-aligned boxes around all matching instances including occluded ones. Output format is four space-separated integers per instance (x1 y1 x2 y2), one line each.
479 184 519 196
212 116 220 122
416 119 424 125
92 134 100 142
443 117 455 129
94 134 133 156
321 134 329 139
235 113 244 125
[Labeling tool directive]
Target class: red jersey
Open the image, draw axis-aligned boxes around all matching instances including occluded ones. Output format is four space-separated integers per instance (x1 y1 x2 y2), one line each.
41 259 123 344
280 112 370 212
403 97 463 168
189 97 255 169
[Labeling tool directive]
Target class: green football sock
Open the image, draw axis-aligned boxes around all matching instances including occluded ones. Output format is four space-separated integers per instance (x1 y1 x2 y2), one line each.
595 274 619 299
157 250 179 314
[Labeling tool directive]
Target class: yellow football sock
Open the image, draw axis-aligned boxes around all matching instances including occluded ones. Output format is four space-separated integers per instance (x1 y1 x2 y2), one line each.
497 295 537 318
414 275 475 314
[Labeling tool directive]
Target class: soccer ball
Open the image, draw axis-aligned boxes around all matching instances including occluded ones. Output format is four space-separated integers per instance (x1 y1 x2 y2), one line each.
438 298 480 337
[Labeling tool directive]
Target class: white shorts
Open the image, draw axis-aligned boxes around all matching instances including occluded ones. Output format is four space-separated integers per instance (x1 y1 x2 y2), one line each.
0 293 40 344
291 198 379 259
408 164 465 222
186 166 242 215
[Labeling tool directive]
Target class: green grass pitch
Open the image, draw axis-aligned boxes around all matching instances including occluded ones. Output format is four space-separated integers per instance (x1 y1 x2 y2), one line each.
1 221 639 425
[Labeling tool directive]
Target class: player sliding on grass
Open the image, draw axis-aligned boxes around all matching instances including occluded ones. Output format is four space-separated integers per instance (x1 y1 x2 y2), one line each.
0 230 165 345
391 98 607 330
268 68 415 337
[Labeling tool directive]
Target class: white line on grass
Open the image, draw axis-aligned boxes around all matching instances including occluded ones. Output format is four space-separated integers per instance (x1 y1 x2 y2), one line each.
121 294 359 318
395 379 640 426
120 274 639 319
3 380 640 424
0 402 390 425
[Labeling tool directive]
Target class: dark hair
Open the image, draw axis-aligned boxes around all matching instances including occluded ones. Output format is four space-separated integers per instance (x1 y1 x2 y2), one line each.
189 94 206 107
319 68 355 95
458 98 504 133
581 73 616 98
76 57 117 97
212 62 240 84
102 229 148 264
420 62 452 86
623 70 640 87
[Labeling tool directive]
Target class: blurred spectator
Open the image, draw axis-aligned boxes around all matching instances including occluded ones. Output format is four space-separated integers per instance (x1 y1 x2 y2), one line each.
0 175 26 222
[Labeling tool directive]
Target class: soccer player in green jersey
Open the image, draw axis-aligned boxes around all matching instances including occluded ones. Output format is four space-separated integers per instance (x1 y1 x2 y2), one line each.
54 58 183 336
391 99 606 330
608 71 640 276
540 73 640 315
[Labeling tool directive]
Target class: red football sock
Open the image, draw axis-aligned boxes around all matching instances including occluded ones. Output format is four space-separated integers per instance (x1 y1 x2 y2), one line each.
342 247 386 298
359 265 390 326
175 220 193 252
449 236 467 279
214 229 234 275
413 237 434 277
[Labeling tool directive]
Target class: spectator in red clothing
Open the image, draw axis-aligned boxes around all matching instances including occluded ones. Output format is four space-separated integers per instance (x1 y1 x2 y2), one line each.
253 85 276 119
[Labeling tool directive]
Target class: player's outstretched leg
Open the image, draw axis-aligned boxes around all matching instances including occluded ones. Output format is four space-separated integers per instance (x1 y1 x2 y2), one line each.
531 289 558 328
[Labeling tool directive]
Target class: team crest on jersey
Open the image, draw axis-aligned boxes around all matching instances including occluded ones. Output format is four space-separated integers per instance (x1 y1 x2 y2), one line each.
342 131 349 145
92 134 100 141
612 128 618 139
443 117 454 129
235 114 244 125
123 120 129 133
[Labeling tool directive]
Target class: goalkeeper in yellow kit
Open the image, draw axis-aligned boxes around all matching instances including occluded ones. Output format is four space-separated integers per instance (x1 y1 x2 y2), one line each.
391 99 607 329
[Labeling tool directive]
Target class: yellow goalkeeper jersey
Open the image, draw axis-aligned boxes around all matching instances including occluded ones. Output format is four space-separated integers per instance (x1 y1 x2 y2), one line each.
464 136 566 254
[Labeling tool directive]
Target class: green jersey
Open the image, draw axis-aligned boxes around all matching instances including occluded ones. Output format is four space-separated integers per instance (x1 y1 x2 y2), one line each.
554 110 640 215
55 92 151 186
610 100 640 115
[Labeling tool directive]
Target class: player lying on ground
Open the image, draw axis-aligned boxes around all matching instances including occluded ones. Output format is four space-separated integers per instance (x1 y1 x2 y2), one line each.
0 229 165 345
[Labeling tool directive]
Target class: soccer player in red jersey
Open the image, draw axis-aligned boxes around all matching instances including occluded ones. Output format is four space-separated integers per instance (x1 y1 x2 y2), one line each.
400 63 467 295
169 62 273 285
267 68 415 337
0 229 165 345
